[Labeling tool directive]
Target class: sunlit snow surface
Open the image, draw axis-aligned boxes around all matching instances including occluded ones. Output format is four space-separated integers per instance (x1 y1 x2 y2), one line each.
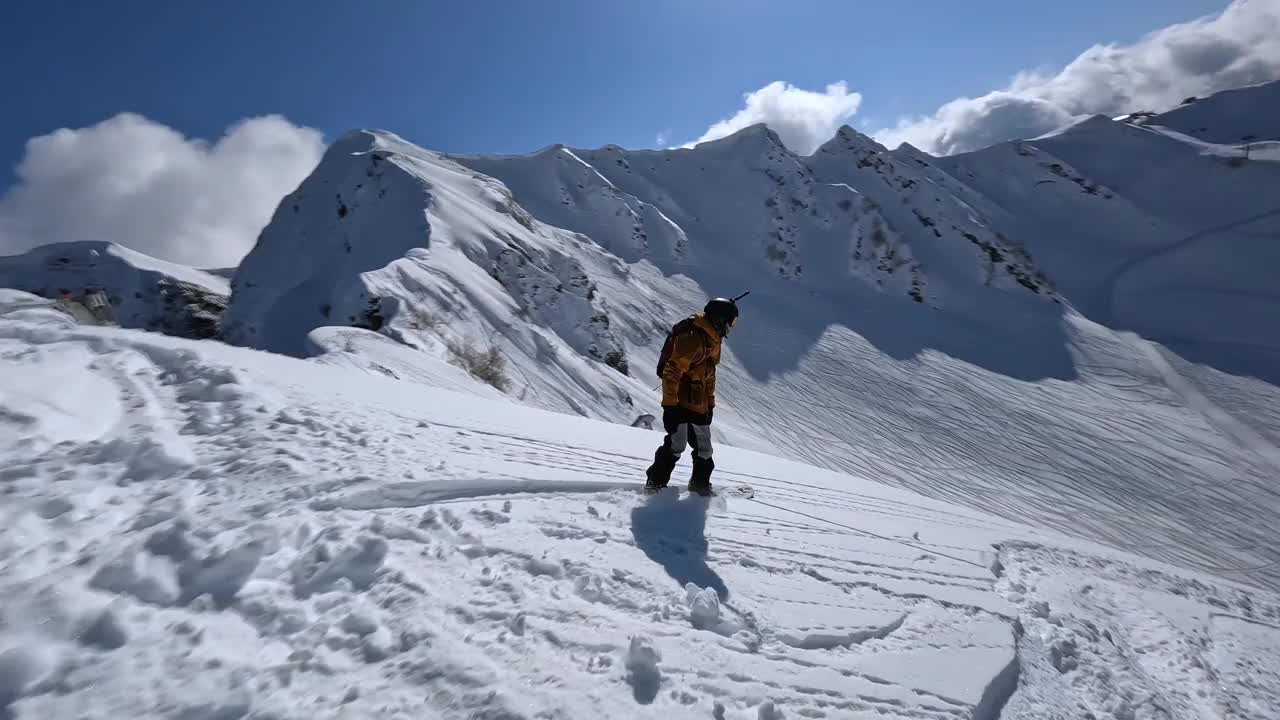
3 291 1279 719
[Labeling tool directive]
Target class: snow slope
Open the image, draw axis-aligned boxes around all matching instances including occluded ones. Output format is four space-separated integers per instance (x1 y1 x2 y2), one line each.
4 293 1279 719
0 241 229 340
304 325 505 400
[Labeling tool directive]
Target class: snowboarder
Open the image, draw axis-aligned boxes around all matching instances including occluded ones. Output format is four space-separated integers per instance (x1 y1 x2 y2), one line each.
645 294 745 496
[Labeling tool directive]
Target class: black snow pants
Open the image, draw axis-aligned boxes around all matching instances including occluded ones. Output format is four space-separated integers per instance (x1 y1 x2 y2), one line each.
645 407 714 493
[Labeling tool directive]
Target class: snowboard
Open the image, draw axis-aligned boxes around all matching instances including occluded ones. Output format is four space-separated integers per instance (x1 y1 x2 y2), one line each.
642 484 754 499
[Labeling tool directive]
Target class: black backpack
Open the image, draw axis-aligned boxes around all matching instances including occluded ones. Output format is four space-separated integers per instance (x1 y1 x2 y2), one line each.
656 316 700 378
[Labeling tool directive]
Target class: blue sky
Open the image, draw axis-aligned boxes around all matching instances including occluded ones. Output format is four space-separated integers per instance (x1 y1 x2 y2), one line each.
3 1 1228 168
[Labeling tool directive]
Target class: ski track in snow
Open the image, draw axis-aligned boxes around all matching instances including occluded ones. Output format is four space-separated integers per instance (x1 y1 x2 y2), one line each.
3 308 1280 719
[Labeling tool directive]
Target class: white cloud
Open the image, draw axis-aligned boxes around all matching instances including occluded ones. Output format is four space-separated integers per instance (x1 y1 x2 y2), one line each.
877 0 1280 155
689 81 863 154
0 113 325 268
655 130 671 147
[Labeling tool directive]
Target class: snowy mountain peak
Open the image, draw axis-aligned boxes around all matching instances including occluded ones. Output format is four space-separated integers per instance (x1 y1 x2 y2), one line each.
330 127 380 148
891 142 935 165
807 125 1053 302
330 127 410 153
1038 113 1124 143
825 124 887 154
696 122 787 152
224 125 642 421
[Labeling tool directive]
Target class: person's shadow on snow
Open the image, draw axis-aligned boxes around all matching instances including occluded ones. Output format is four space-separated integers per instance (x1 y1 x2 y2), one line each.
630 490 728 601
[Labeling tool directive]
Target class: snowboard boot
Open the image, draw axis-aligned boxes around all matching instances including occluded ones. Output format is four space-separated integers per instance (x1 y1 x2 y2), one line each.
688 456 715 496
645 446 678 493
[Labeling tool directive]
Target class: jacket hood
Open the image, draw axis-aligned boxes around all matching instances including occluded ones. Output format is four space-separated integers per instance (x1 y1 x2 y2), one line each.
692 312 727 339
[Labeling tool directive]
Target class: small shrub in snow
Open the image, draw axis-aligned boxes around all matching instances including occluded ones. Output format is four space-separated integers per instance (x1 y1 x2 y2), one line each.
449 340 511 392
353 297 384 331
604 350 629 375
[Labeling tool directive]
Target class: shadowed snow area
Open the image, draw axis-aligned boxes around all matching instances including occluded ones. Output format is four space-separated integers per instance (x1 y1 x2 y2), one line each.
2 290 1279 719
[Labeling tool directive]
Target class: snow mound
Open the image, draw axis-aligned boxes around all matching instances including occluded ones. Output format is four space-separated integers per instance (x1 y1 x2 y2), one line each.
685 583 722 630
0 289 78 328
624 635 662 704
0 313 122 452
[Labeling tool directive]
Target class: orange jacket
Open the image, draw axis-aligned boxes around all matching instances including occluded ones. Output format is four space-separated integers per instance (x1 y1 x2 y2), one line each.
661 313 722 415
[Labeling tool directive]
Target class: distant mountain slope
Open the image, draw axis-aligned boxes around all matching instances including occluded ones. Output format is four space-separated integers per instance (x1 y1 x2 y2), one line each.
0 241 228 339
938 86 1280 383
1136 79 1280 144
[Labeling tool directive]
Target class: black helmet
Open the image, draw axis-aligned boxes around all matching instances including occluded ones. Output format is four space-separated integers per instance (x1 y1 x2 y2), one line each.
704 297 739 323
